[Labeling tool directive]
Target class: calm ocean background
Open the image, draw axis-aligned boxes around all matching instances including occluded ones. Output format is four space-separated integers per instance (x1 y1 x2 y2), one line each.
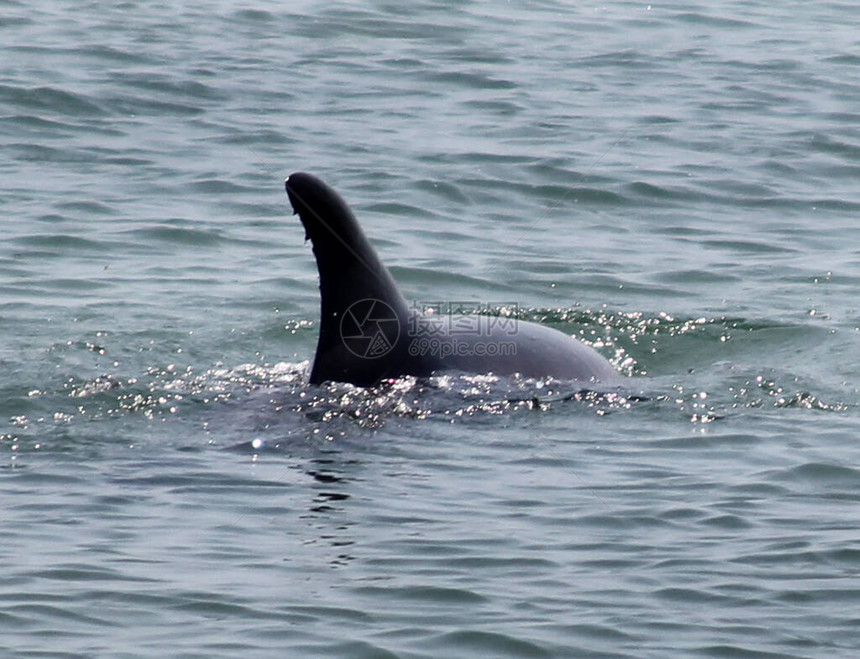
2 1 859 657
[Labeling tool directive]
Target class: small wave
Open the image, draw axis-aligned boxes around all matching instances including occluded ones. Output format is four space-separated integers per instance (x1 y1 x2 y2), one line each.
190 178 257 194
771 462 860 486
674 11 761 29
0 84 107 117
823 54 860 66
232 9 277 23
121 73 224 101
75 44 153 64
428 630 553 658
126 224 226 247
105 93 205 117
426 71 516 90
8 143 98 164
627 181 695 202
13 233 110 252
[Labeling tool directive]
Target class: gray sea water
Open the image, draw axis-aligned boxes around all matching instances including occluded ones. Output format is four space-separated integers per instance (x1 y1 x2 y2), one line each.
2 1 860 657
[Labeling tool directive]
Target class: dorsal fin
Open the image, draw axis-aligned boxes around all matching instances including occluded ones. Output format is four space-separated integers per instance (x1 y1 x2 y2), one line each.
285 173 415 384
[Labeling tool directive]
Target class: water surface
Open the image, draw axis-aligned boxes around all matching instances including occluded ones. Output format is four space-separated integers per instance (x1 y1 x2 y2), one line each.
2 1 859 657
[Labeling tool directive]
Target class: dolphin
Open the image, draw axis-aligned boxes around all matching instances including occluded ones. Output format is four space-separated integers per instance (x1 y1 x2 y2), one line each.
285 172 621 387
